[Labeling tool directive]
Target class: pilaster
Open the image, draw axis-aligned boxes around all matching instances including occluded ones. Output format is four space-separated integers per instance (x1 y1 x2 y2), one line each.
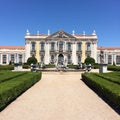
81 41 86 63
72 42 77 64
36 41 40 62
25 40 31 62
45 42 50 64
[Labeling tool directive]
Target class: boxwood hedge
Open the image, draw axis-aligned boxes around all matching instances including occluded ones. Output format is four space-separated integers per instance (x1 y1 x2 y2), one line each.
82 73 120 113
0 72 42 111
107 65 120 71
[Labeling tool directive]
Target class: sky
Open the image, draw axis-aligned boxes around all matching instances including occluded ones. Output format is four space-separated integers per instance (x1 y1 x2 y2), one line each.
0 0 120 47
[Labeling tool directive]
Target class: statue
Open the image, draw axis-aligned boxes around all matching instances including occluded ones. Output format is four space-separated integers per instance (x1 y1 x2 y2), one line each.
100 49 104 64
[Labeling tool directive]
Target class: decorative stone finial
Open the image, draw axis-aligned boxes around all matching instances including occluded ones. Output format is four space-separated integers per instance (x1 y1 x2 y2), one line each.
92 30 96 35
26 29 30 36
48 29 50 35
72 30 75 35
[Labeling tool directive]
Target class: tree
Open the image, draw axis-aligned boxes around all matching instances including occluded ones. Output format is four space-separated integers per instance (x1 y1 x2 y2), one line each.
27 56 37 65
84 57 95 65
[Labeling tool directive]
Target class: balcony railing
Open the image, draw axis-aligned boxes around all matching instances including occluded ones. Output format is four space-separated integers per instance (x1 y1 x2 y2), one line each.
76 50 82 54
85 50 91 55
40 50 45 53
30 50 36 55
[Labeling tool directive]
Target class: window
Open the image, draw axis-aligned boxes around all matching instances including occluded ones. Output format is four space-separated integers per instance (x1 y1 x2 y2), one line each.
41 55 44 63
41 42 45 51
51 42 55 51
108 55 112 64
116 56 120 64
59 41 63 51
3 55 7 64
51 55 54 63
31 42 36 51
68 54 71 64
86 43 91 51
78 56 81 63
77 43 81 51
19 54 22 63
11 54 14 63
67 42 71 51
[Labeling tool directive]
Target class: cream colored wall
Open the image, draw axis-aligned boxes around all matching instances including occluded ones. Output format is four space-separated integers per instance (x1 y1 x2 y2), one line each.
81 41 86 62
36 41 40 62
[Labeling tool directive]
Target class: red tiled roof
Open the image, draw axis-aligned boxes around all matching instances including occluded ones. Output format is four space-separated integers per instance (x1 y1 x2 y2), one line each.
0 46 25 50
98 47 120 50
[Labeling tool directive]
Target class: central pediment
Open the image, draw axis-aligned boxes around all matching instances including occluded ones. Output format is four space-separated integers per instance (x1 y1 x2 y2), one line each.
46 30 76 39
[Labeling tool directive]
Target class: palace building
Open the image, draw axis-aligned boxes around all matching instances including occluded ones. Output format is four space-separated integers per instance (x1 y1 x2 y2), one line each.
25 30 97 65
0 30 120 65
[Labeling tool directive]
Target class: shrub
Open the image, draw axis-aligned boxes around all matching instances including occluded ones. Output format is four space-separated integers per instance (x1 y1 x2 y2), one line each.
84 57 95 66
107 65 120 71
82 73 120 112
27 56 37 65
93 63 99 69
67 64 79 69
45 64 55 68
0 65 14 70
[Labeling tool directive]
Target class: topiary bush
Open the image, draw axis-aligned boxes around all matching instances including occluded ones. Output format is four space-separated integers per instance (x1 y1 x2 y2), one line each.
84 57 95 66
27 56 37 65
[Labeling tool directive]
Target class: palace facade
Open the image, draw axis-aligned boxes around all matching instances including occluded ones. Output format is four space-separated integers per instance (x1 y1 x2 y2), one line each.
0 30 120 65
25 30 97 65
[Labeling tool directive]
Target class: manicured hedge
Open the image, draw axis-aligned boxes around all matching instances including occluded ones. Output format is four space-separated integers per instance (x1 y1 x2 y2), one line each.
82 73 120 112
0 72 42 111
107 65 120 71
94 72 120 85
67 64 79 69
0 65 14 70
45 64 55 68
0 71 27 83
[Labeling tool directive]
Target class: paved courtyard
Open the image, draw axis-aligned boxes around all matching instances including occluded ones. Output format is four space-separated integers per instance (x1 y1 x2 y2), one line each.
0 72 120 120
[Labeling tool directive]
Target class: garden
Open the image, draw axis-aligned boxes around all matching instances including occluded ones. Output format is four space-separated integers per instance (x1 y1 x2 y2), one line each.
0 70 42 111
82 71 120 113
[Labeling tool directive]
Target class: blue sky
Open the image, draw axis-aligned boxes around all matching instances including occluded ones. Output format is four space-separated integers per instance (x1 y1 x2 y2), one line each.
0 0 120 47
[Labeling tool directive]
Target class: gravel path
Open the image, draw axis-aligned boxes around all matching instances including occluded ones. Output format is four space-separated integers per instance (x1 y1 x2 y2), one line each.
0 72 120 120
